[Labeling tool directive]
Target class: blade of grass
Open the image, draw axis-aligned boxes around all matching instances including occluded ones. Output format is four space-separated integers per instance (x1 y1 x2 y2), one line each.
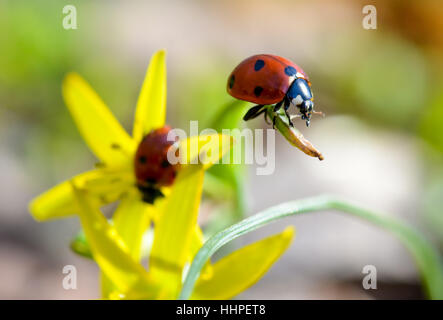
179 194 443 300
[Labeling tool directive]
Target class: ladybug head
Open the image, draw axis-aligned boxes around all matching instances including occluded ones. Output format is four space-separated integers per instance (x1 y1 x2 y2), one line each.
287 78 314 126
300 100 314 127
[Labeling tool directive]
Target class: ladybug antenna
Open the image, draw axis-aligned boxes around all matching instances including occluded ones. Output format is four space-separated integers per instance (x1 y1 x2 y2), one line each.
312 110 325 117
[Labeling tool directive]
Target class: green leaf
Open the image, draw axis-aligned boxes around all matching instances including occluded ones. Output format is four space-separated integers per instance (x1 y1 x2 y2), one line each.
209 100 250 132
206 100 250 221
180 195 443 300
70 229 92 259
268 108 324 160
202 172 235 201
419 91 443 154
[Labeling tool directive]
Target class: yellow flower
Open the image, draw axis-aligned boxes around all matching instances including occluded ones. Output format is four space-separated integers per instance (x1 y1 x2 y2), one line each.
29 50 295 299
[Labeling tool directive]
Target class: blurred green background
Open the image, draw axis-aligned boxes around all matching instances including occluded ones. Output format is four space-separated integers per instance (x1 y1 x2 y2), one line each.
1 0 443 299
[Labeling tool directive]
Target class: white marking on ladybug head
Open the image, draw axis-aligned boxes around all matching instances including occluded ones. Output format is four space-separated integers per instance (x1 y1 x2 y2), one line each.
292 94 303 106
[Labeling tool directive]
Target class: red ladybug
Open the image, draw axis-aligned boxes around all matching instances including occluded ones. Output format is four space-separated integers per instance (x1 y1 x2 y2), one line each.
134 126 179 203
227 54 321 126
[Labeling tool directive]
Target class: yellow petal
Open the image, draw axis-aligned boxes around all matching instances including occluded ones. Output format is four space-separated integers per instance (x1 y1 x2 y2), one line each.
190 226 295 300
112 191 154 261
71 183 158 298
100 192 154 299
177 134 234 170
149 166 204 298
79 168 135 199
29 169 132 222
133 50 167 142
100 273 117 300
62 72 136 167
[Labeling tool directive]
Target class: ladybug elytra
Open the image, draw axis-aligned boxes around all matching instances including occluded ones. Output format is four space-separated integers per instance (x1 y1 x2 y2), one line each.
227 54 322 127
134 126 179 204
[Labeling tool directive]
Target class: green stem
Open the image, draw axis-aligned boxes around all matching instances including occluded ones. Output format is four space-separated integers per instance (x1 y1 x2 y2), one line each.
179 194 443 300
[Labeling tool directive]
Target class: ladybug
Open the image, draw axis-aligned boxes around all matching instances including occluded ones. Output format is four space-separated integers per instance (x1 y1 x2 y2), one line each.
134 126 179 204
227 54 321 127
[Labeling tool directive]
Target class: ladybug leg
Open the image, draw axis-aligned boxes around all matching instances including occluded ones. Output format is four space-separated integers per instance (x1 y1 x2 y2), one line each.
270 101 284 128
243 105 264 121
252 108 270 125
273 100 283 112
250 107 267 120
244 106 272 126
137 184 165 204
264 109 271 125
283 97 294 127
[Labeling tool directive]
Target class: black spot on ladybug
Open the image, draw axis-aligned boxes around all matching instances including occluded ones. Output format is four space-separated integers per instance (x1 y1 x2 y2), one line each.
254 86 263 97
229 75 235 89
254 59 265 71
111 143 121 149
161 160 170 168
284 66 297 77
139 156 147 164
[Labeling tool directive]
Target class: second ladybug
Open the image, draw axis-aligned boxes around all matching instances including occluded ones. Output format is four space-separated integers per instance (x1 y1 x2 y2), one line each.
227 54 322 127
